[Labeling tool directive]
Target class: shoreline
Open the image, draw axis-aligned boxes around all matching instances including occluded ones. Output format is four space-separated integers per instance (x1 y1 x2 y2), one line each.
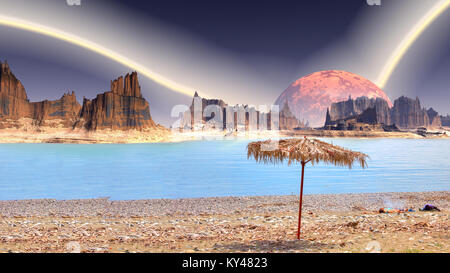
0 128 448 143
1 191 448 217
1 191 448 253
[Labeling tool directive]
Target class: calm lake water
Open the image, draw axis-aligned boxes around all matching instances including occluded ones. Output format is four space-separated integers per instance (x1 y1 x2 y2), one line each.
0 138 449 200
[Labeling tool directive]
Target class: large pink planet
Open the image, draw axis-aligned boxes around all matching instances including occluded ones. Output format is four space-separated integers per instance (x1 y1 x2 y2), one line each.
275 70 393 127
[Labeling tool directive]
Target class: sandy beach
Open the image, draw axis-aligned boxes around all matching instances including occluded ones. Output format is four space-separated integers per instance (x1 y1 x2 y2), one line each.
0 191 448 253
0 126 448 143
0 127 172 144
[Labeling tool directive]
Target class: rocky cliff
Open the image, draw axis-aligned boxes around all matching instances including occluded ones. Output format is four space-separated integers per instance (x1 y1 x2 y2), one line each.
0 60 31 125
189 91 227 128
0 60 157 131
389 96 431 129
325 95 443 129
0 60 82 129
75 72 156 131
29 92 81 128
0 60 27 100
326 96 391 126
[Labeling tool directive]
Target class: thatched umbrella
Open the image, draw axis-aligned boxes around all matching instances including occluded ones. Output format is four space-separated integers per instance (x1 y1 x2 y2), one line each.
247 137 368 239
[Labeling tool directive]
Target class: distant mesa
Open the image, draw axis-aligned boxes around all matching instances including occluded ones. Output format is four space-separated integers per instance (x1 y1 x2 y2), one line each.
325 95 443 130
179 92 306 131
74 72 157 131
0 60 81 129
0 59 158 131
275 70 393 127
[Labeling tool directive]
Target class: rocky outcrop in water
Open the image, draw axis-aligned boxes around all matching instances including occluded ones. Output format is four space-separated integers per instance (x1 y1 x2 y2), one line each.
325 95 443 129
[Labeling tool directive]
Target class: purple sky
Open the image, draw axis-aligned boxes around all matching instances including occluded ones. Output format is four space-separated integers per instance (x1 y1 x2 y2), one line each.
0 0 449 126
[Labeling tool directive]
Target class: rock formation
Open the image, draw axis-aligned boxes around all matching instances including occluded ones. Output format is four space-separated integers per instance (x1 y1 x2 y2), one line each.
75 72 156 131
275 70 393 127
0 60 31 126
325 95 443 129
189 91 227 128
0 60 157 131
29 92 81 127
0 60 81 129
1 60 27 100
180 92 304 131
426 108 442 128
110 73 142 97
390 96 430 129
182 92 252 130
279 99 305 130
441 115 450 127
326 96 391 126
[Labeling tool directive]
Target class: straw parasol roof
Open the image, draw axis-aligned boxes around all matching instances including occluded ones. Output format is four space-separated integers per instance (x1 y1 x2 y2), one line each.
247 137 368 168
247 137 369 239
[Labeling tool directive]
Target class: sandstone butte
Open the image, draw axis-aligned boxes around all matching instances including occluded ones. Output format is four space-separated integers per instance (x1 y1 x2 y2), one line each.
0 60 164 138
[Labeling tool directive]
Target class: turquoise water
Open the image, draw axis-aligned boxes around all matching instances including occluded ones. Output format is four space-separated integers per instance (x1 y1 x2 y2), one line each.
0 138 449 200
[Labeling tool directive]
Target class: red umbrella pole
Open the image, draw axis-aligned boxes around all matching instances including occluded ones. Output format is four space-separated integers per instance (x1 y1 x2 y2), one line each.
297 161 306 239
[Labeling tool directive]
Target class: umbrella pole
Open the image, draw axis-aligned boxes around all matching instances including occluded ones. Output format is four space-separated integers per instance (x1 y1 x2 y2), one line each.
297 161 306 239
